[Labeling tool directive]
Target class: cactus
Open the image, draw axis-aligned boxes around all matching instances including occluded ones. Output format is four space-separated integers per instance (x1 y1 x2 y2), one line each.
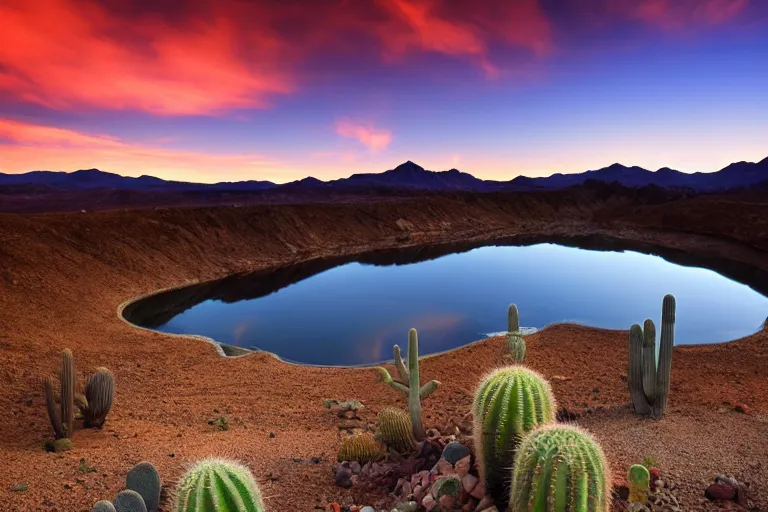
433 475 462 500
114 489 147 512
84 367 114 428
175 458 265 512
376 328 440 441
628 464 650 504
473 366 557 506
628 294 676 417
92 501 117 512
376 407 413 452
506 304 526 362
61 349 75 437
126 462 161 512
43 376 65 439
337 433 386 463
508 424 610 512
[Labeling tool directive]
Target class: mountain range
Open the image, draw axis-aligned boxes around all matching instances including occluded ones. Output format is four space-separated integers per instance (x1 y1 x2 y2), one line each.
2 157 767 194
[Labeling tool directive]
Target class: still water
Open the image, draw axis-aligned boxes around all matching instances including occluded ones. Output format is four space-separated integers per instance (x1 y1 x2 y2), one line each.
141 243 768 365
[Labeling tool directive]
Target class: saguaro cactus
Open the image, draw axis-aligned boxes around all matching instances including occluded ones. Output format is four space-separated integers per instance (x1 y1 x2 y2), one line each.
508 424 610 512
506 304 526 362
43 349 76 439
473 366 557 506
376 328 440 441
628 294 676 417
175 459 265 512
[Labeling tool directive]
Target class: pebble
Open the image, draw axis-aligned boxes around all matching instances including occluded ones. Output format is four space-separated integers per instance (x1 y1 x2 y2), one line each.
440 442 470 465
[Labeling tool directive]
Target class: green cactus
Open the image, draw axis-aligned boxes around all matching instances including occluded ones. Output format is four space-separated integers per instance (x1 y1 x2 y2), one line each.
629 294 676 417
376 328 440 441
126 462 161 512
175 459 265 512
114 489 147 512
376 407 413 452
92 501 117 512
628 464 650 504
508 424 611 512
472 366 557 505
433 475 462 500
506 304 526 362
508 304 520 333
84 367 114 428
337 433 387 463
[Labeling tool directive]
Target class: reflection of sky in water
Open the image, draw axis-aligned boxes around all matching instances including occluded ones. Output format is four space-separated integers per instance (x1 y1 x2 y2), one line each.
158 244 768 366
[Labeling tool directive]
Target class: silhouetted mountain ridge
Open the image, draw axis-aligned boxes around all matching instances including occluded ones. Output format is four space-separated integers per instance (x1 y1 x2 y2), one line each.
2 156 766 193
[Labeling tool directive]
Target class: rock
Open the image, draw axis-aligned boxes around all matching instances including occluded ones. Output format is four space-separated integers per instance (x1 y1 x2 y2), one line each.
432 458 454 476
394 502 418 512
462 473 479 493
422 494 436 511
715 475 740 488
413 484 425 503
734 403 750 414
335 467 353 488
114 490 147 512
360 507 375 512
706 483 736 501
349 461 361 475
455 455 471 478
125 462 161 512
438 494 457 508
476 495 495 510
441 442 471 465
469 479 486 499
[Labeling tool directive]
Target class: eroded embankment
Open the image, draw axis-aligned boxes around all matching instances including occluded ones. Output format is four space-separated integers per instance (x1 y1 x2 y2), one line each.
0 189 767 511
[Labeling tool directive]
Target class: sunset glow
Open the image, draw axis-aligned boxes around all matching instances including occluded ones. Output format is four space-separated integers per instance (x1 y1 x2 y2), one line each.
1 0 766 183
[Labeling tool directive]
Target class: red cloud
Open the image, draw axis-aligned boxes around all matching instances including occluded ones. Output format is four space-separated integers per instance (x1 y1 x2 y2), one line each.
334 120 393 152
604 0 750 28
0 118 278 182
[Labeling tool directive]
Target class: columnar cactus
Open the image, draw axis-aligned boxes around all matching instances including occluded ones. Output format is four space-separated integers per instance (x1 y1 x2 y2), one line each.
338 433 387 463
473 366 557 505
376 328 440 441
628 294 676 417
506 304 526 362
376 407 414 452
61 348 75 437
42 349 77 439
175 459 265 512
126 462 161 512
628 464 650 504
84 367 115 428
508 424 610 512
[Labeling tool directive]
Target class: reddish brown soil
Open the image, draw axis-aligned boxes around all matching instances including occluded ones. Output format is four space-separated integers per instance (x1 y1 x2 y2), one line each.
0 190 766 511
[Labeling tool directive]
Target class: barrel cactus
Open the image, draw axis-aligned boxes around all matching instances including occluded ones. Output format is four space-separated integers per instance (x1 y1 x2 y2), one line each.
508 424 610 512
376 407 413 452
473 366 557 505
84 367 115 428
628 464 650 504
376 328 440 441
629 294 675 417
338 433 386 463
126 461 161 512
175 458 265 512
114 489 147 512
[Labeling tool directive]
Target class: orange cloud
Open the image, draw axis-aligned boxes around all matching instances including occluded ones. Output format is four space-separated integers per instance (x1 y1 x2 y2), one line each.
0 0 294 115
0 118 280 182
335 120 393 152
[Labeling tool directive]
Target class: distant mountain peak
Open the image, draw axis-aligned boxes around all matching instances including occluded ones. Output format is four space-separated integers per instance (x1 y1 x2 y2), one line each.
392 161 425 172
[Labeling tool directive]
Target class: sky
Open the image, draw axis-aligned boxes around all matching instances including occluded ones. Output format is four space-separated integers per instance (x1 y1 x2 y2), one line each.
0 0 767 184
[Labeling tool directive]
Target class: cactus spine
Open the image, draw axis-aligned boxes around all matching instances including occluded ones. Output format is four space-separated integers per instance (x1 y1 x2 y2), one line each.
338 433 387 463
175 459 264 512
61 349 75 437
473 366 557 506
376 407 414 452
628 294 676 417
508 424 610 512
627 464 650 504
376 328 440 441
506 304 526 362
84 367 115 428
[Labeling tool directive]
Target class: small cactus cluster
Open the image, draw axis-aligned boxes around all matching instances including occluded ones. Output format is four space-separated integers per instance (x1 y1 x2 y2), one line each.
473 366 557 505
508 424 611 512
376 328 440 441
506 304 527 362
628 464 650 504
43 349 114 442
375 407 414 452
91 461 161 512
338 433 387 463
175 459 265 511
628 294 676 417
